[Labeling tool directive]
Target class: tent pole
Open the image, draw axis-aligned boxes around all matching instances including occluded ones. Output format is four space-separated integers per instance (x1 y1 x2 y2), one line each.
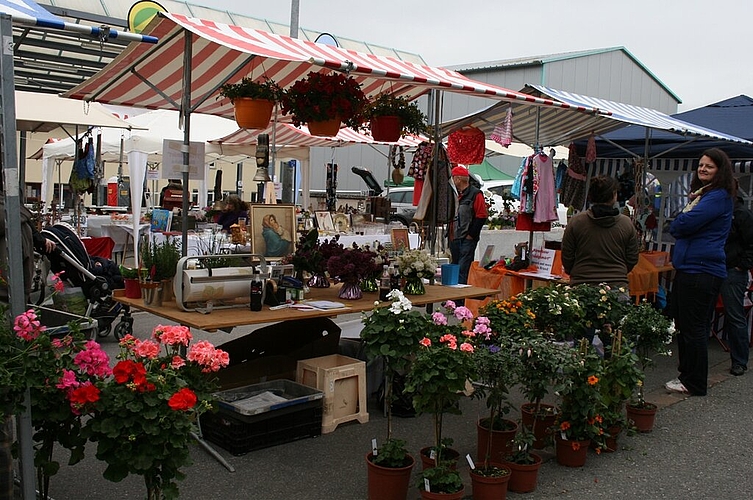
180 30 192 257
0 14 36 499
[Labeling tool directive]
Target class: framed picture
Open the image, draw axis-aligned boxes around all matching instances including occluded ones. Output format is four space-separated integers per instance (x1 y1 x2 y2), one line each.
332 213 350 233
315 211 335 232
249 204 297 259
391 228 410 250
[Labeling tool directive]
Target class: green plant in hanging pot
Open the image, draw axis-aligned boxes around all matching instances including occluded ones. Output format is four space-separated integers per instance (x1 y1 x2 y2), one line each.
280 71 368 135
217 76 282 129
363 92 428 142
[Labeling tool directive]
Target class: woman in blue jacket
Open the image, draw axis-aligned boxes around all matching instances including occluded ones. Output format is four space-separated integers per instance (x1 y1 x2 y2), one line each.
665 148 736 396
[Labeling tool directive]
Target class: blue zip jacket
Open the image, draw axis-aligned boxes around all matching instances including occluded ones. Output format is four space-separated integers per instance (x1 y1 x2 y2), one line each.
669 187 733 278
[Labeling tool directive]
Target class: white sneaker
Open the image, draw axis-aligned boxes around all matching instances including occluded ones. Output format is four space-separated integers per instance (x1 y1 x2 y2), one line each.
664 379 688 394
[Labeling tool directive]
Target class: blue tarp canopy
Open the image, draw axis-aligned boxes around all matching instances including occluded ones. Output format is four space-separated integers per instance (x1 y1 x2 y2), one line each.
575 95 753 159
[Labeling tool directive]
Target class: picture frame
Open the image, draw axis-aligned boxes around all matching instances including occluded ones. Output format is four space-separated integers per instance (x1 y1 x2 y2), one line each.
332 213 350 233
249 204 297 259
315 211 335 232
391 227 410 250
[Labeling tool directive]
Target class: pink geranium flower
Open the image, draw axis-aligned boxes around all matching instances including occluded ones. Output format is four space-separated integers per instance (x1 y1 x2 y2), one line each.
431 312 447 326
453 306 473 321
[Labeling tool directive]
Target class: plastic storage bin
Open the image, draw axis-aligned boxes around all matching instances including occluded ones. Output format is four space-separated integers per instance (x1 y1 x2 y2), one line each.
200 379 324 456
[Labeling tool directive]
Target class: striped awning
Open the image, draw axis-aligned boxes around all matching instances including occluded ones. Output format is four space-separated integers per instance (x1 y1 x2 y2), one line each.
211 122 426 149
440 95 617 147
62 13 603 120
529 85 752 144
0 0 156 44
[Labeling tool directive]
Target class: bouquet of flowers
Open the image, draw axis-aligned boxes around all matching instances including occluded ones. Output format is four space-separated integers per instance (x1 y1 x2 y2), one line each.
395 249 437 280
287 229 344 276
77 326 229 499
326 246 378 283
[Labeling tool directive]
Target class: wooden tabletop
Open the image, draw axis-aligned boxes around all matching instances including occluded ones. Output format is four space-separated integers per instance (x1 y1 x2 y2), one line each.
114 284 499 332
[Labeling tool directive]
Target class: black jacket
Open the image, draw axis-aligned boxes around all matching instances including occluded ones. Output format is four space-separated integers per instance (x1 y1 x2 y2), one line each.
724 197 753 270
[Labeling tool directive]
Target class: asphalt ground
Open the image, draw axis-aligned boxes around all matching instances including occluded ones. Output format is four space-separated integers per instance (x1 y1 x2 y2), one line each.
17 308 753 500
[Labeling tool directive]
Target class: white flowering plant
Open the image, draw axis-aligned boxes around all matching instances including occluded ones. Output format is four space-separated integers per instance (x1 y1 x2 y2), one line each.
361 290 425 463
517 283 585 341
395 249 437 280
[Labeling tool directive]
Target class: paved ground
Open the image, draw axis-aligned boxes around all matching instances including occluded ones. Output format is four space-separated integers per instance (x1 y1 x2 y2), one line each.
19 308 753 499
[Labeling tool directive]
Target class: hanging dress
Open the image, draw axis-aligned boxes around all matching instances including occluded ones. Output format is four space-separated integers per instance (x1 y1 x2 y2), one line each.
533 153 558 223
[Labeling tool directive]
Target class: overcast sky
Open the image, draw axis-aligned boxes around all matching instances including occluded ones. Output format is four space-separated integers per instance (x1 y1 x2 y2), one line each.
190 0 751 112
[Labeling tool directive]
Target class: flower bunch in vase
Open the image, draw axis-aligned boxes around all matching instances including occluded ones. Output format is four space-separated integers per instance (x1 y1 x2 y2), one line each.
326 246 378 299
356 242 390 292
77 325 229 499
286 229 344 287
280 71 368 133
395 249 437 295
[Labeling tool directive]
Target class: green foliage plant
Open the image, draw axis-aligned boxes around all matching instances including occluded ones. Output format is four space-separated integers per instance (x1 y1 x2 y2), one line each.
363 92 428 136
217 76 282 104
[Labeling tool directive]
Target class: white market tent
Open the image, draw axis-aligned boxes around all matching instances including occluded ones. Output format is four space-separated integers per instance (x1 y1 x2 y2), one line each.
39 109 257 258
210 122 427 209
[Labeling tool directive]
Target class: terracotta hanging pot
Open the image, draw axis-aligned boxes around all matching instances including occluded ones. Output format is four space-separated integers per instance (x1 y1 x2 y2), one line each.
469 463 511 500
307 117 342 137
626 402 658 433
365 452 414 500
233 98 274 129
476 418 518 464
504 452 543 493
371 115 402 142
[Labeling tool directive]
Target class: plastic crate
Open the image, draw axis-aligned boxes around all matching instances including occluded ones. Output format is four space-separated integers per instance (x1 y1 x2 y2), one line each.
35 305 98 340
200 380 323 456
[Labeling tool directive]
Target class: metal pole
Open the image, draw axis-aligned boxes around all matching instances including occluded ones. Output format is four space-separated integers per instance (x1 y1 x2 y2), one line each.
180 31 192 257
0 14 36 499
290 0 300 38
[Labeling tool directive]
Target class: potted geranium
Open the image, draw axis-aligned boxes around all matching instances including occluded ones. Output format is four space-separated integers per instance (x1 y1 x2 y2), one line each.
280 71 368 136
361 290 425 500
620 300 675 432
217 76 282 129
404 303 476 472
395 249 437 295
78 325 229 500
363 92 428 142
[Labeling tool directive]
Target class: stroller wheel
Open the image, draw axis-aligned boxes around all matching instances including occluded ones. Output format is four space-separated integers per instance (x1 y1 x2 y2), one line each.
113 321 131 341
97 324 112 338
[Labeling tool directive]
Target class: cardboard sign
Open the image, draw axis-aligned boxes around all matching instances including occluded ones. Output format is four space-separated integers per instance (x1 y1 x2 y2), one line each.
530 247 556 276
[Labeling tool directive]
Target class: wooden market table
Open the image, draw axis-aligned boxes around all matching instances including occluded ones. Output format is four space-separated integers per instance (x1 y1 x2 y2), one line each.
112 283 500 332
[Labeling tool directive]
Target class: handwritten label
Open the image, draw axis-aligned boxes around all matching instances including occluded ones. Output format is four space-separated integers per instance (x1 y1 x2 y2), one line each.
530 247 556 276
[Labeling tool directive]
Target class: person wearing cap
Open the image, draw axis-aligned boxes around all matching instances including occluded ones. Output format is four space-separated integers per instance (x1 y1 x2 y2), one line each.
449 165 488 284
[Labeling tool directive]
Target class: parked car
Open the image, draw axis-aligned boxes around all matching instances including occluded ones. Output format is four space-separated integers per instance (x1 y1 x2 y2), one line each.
384 187 416 226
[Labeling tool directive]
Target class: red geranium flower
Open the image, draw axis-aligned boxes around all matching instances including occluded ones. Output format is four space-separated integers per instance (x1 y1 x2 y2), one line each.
168 387 197 411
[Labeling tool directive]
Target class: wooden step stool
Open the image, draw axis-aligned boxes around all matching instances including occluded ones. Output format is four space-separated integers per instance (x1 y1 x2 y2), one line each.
296 354 369 434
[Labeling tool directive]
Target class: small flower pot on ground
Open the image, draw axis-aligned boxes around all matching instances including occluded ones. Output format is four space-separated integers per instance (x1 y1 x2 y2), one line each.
365 451 414 500
554 433 590 468
626 402 658 433
504 452 543 494
470 463 511 500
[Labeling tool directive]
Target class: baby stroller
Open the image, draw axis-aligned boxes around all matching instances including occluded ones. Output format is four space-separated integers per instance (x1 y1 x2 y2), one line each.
40 223 133 339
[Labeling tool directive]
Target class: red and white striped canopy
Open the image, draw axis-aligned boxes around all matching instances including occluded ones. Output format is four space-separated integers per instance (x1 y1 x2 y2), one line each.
211 122 426 148
63 13 603 120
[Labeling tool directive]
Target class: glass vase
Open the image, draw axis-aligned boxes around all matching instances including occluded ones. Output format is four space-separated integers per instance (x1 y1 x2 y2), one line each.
338 280 363 300
308 273 330 288
360 276 379 293
404 276 425 295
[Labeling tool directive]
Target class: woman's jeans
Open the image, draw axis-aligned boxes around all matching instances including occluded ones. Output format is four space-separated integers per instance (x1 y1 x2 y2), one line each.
671 270 724 396
720 268 750 368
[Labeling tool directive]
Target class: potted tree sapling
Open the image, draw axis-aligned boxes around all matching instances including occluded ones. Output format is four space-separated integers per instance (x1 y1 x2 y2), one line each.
361 290 425 500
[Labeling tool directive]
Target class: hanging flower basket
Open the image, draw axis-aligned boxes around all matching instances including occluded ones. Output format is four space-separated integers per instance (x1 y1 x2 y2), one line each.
308 117 342 137
280 71 367 130
233 98 274 129
370 115 402 142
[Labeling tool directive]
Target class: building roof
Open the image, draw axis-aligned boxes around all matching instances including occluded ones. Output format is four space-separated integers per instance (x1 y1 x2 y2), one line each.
12 0 424 94
448 47 681 104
